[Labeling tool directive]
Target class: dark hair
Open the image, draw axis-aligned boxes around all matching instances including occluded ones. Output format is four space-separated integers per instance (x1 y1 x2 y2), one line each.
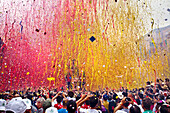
165 78 169 82
149 89 153 93
113 93 118 100
156 101 164 111
89 96 98 108
43 100 52 111
158 95 164 100
122 92 128 97
160 104 170 113
68 91 74 98
108 95 112 101
103 95 108 101
57 95 63 103
76 94 81 101
139 94 143 99
85 100 90 105
123 101 129 107
67 100 77 113
63 99 68 106
142 98 152 110
136 99 141 105
130 105 141 113
146 81 150 85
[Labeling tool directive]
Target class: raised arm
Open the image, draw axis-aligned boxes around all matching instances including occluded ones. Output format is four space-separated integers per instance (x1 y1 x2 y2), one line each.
51 91 62 102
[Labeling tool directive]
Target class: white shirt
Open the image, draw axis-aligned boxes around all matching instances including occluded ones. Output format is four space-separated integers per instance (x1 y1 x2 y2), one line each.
79 108 102 113
67 97 76 101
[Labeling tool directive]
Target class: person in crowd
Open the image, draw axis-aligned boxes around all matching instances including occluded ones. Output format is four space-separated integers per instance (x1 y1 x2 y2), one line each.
159 104 170 113
23 98 38 113
108 95 117 113
78 94 102 113
103 95 109 113
54 95 63 110
0 78 169 113
35 97 45 113
67 91 76 101
58 98 68 113
45 107 58 113
67 100 77 113
129 105 141 113
114 97 131 113
42 99 52 113
142 98 154 113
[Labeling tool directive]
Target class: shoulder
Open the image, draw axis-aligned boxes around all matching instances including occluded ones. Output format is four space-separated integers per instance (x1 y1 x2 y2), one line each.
87 109 101 113
58 109 68 113
116 110 127 113
79 108 87 113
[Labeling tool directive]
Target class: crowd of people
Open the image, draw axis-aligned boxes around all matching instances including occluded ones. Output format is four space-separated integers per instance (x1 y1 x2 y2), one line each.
0 78 169 113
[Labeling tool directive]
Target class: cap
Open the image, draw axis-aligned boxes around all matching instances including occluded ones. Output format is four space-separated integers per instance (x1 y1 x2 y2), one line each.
5 99 27 113
11 97 22 101
117 92 124 99
0 99 6 111
22 99 32 110
45 107 58 113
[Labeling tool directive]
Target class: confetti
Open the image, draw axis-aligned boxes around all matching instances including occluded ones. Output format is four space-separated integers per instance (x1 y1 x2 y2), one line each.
0 0 169 90
89 36 96 42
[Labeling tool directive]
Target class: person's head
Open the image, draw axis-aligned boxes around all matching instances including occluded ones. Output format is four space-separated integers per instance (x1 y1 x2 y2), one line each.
103 95 108 101
36 97 45 109
67 100 77 113
56 95 63 104
139 94 143 100
130 105 141 113
89 96 98 108
159 104 170 113
146 81 150 85
142 98 152 110
156 100 164 111
122 92 128 97
42 99 52 112
63 98 68 107
68 91 74 98
85 100 90 105
76 95 81 101
136 99 141 105
123 101 129 108
108 95 112 101
158 94 164 100
165 78 169 82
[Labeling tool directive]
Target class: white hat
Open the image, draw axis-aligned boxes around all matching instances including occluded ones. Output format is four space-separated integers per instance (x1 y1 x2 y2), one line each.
0 99 6 111
22 99 32 110
5 99 27 113
45 107 58 113
11 97 22 101
117 92 124 99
